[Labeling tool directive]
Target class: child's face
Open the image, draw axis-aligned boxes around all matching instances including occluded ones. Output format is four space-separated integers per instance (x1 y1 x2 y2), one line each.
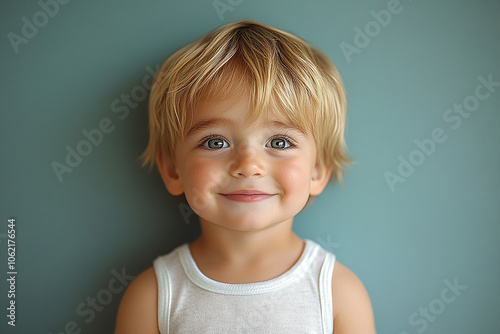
159 90 330 232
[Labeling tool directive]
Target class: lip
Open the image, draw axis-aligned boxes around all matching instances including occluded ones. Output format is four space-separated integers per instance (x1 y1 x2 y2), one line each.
219 190 276 203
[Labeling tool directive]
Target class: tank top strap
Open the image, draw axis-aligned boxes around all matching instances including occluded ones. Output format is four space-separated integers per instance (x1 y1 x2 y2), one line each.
154 250 173 333
319 251 336 333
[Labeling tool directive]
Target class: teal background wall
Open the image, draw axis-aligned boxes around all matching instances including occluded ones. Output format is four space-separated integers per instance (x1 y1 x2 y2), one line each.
1 0 499 333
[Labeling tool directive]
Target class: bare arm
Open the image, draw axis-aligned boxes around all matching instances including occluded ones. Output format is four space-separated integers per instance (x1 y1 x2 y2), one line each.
332 262 376 334
115 266 160 334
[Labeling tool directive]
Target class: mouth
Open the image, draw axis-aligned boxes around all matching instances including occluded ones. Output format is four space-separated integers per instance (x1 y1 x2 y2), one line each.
218 190 276 203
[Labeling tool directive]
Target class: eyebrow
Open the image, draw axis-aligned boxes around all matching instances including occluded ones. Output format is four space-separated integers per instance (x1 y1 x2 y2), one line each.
186 118 236 137
185 118 304 137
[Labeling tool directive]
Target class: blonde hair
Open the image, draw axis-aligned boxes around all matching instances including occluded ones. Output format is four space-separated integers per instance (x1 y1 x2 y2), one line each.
141 20 350 182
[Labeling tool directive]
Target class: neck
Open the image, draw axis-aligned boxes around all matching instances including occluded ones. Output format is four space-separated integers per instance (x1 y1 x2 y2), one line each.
190 217 303 267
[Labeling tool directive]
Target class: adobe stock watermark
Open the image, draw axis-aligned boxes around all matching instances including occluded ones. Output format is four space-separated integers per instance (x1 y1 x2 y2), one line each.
178 202 196 225
384 73 499 192
177 168 231 225
339 0 412 64
48 267 135 334
213 0 243 21
398 277 467 334
51 64 161 183
316 235 340 253
7 0 72 54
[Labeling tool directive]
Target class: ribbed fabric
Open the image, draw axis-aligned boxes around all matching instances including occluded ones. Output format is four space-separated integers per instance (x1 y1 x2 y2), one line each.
153 239 335 333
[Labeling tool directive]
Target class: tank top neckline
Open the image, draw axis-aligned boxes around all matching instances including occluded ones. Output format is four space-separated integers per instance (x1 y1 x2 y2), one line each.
178 238 319 295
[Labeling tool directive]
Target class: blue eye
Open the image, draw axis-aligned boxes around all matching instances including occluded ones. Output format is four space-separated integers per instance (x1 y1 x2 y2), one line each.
203 137 229 149
267 136 294 149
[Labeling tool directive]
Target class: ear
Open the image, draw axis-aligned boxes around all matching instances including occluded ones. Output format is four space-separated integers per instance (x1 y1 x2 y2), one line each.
310 162 332 196
156 150 184 196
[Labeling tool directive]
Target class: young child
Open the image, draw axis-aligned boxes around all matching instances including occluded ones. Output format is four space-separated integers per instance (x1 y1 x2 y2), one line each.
115 20 376 333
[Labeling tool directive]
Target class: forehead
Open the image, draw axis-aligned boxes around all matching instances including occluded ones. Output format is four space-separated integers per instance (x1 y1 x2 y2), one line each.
185 91 303 135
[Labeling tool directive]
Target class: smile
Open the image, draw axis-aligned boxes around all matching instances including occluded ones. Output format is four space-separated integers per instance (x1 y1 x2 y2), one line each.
219 190 276 203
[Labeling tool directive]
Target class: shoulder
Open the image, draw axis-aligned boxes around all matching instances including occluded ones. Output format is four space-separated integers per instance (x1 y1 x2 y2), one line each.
115 266 159 334
331 261 376 334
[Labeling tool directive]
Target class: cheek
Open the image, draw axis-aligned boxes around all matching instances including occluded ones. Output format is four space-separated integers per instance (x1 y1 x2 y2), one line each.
181 158 227 193
179 158 223 214
275 159 312 195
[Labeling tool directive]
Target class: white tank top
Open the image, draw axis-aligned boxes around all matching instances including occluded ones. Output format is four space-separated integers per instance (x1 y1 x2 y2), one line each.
153 239 335 333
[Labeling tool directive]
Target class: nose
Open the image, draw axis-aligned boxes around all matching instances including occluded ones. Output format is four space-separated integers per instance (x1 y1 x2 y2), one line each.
228 144 266 178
